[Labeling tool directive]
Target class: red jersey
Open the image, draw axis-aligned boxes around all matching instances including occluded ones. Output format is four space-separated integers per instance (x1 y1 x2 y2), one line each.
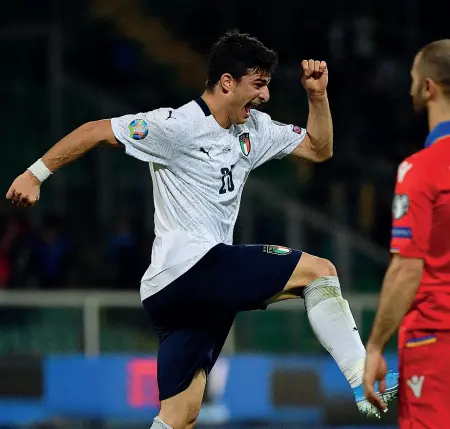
391 121 450 333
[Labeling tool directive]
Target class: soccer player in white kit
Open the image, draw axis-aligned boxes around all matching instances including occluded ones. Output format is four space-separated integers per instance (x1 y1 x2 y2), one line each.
7 31 398 427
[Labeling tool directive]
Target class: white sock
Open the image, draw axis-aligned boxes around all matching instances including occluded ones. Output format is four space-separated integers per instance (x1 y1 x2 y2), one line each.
303 276 366 388
151 417 173 429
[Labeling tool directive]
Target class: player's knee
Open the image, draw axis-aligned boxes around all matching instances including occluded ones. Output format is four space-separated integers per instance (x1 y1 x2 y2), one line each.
314 258 337 279
287 255 337 292
298 256 337 285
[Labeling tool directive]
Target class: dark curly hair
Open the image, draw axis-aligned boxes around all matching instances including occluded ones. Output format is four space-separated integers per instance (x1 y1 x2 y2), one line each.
205 30 278 90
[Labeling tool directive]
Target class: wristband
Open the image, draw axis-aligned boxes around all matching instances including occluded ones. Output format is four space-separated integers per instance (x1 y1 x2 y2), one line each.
28 158 52 183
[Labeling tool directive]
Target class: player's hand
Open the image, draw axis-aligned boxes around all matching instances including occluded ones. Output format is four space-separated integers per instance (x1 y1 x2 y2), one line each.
301 60 328 96
6 170 41 208
363 346 388 413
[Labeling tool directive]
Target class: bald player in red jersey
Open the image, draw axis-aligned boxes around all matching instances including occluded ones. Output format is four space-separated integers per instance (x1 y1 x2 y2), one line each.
363 39 450 427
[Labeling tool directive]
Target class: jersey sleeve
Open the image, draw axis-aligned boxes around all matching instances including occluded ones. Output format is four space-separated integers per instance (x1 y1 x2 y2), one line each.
390 159 434 258
111 108 184 166
252 112 306 169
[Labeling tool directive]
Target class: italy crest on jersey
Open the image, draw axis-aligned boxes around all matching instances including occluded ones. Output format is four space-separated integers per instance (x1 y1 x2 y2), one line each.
128 119 149 140
238 132 251 156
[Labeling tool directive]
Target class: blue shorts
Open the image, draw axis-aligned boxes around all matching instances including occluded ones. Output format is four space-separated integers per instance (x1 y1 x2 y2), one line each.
143 243 302 401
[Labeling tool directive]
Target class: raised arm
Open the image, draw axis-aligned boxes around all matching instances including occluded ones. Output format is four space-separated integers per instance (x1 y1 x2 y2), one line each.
6 120 120 207
291 60 333 162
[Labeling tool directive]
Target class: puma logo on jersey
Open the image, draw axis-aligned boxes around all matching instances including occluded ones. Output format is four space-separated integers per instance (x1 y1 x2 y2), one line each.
166 110 176 120
199 147 212 159
407 375 424 398
397 161 413 183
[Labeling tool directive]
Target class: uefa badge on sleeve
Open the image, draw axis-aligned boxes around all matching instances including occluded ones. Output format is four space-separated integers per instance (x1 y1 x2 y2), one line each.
392 194 409 220
128 119 149 140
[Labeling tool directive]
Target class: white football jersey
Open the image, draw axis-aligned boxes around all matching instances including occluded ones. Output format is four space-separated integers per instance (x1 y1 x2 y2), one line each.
111 98 306 300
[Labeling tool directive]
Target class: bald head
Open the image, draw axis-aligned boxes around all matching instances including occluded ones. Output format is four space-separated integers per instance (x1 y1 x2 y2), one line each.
417 39 450 98
410 40 450 113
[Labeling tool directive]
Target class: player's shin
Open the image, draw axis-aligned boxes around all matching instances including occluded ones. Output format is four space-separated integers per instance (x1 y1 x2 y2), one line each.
303 276 366 387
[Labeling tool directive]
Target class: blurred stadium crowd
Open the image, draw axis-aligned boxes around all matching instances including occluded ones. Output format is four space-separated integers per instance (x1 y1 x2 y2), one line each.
0 208 152 289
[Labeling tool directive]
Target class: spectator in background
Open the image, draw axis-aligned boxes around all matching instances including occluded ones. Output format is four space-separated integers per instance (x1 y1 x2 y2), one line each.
0 238 10 288
108 216 141 289
0 214 40 288
37 214 70 289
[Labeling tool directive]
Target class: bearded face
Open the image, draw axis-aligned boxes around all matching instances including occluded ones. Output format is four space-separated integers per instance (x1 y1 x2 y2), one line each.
411 77 427 114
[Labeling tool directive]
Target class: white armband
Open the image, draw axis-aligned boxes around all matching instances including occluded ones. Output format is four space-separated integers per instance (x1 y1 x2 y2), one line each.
28 158 52 182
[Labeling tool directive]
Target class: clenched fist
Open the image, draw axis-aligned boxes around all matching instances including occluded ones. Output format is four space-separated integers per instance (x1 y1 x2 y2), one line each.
301 59 328 96
6 170 41 208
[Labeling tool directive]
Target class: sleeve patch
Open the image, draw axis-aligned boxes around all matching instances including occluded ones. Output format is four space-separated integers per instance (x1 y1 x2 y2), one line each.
392 194 410 220
392 227 412 239
128 119 149 140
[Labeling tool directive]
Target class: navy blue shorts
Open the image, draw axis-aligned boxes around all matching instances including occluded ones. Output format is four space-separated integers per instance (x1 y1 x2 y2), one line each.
143 243 302 401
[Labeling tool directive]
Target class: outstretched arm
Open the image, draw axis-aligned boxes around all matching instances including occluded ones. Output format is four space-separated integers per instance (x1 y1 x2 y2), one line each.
291 60 333 162
6 120 120 207
41 120 120 172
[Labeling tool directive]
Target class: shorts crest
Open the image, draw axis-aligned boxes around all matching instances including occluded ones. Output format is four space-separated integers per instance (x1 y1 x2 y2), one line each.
263 245 292 255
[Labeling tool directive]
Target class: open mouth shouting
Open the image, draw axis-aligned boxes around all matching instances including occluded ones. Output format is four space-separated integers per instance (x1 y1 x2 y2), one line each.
243 101 259 118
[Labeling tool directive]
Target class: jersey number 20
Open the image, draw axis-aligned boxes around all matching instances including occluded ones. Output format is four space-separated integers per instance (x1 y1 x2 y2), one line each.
219 165 235 194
